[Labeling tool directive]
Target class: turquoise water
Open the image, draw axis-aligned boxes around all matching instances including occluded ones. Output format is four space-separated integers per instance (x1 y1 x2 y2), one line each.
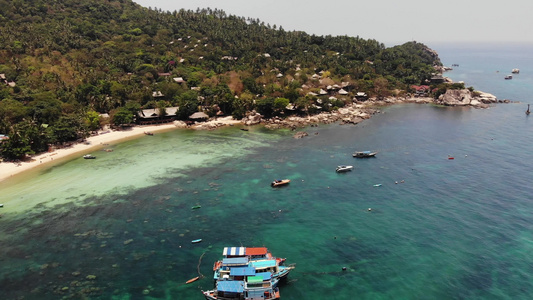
1 44 533 299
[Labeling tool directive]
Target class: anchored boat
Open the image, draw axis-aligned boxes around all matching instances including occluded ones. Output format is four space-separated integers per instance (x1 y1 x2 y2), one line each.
203 247 294 300
271 179 290 187
353 151 377 158
336 165 354 172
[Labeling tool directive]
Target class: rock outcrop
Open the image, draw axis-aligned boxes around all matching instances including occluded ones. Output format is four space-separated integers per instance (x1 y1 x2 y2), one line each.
437 89 497 108
242 111 262 126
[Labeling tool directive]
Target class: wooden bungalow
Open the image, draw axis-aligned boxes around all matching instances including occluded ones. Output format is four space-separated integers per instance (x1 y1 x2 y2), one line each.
189 112 209 121
354 92 368 101
430 75 446 84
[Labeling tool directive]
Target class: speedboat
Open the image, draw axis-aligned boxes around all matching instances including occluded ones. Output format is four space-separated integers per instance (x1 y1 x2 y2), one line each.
505 75 513 80
83 154 96 159
336 165 353 172
271 179 290 187
353 151 377 158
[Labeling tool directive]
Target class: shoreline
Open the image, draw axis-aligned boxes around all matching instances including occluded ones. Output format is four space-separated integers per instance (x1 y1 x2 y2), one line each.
0 94 499 183
0 117 240 183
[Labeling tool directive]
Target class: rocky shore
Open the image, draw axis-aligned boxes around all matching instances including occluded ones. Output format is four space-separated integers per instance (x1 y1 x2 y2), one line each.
235 89 506 136
189 86 516 136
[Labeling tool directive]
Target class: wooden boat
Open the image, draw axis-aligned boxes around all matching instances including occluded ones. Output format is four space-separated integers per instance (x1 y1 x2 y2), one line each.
186 276 200 284
83 154 96 159
336 165 353 173
203 281 280 300
205 246 292 299
192 239 202 244
353 151 377 158
213 247 293 282
144 131 154 136
271 179 290 187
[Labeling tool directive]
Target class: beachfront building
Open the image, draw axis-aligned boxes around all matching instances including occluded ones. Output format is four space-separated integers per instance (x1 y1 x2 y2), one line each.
354 92 368 101
137 107 179 125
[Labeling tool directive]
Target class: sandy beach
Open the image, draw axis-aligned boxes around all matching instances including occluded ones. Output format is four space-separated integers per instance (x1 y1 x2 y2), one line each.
0 117 241 183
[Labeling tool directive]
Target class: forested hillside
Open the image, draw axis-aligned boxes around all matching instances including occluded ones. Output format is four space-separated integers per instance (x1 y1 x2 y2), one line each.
0 0 442 159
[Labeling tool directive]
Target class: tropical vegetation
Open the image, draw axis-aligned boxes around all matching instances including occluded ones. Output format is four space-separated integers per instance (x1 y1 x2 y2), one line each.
0 0 444 159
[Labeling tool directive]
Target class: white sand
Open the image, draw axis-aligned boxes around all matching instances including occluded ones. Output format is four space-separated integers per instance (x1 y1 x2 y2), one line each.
0 117 242 182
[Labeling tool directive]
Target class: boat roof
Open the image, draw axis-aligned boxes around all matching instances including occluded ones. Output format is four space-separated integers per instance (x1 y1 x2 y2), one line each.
247 276 264 284
359 151 372 154
230 266 256 276
257 272 272 281
217 280 245 293
222 257 249 266
223 247 245 256
246 247 268 256
250 260 276 269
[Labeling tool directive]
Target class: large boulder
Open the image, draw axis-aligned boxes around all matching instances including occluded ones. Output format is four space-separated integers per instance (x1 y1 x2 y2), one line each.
243 111 263 125
438 89 473 106
476 91 498 104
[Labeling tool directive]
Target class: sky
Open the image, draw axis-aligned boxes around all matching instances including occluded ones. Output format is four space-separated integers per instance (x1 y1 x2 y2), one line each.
132 0 533 46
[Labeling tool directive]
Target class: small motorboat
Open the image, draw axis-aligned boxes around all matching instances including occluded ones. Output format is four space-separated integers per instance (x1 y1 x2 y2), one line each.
353 151 377 158
336 165 354 173
271 179 290 187
83 154 96 159
0 204 4 208
505 75 513 80
191 239 202 244
186 276 200 284
191 205 201 210
373 184 382 187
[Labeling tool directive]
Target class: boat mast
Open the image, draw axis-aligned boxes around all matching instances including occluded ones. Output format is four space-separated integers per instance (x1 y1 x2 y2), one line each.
527 104 530 115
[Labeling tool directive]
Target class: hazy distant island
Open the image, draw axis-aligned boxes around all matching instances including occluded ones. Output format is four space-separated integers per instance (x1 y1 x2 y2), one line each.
0 0 500 162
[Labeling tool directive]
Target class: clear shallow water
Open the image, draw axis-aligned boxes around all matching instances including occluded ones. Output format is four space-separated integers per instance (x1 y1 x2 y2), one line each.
1 45 533 299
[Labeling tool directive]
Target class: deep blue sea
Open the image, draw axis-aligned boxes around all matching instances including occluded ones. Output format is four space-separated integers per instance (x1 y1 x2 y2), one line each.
1 43 533 300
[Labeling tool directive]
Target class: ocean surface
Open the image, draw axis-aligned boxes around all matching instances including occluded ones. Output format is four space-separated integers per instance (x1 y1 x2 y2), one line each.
1 43 533 300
